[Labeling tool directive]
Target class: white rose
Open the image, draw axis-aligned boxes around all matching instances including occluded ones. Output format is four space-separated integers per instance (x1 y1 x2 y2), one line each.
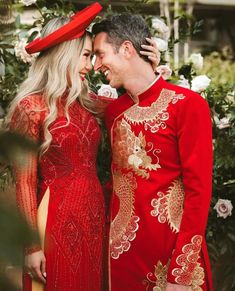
14 38 38 64
191 75 211 92
177 75 190 89
156 65 172 80
188 53 204 71
152 17 170 40
214 199 233 219
153 37 168 52
20 0 37 6
214 116 230 129
97 84 118 99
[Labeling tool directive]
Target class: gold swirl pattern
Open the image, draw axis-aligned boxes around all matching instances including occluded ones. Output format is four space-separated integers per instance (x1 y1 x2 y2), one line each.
110 171 139 259
151 179 185 233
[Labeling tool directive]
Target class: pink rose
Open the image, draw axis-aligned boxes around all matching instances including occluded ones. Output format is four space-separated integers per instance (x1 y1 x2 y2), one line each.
214 199 233 219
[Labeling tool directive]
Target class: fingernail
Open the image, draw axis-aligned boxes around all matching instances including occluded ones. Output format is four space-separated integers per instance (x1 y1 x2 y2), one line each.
43 272 47 277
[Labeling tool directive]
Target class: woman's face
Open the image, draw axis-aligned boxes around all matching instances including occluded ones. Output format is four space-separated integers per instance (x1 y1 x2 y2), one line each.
79 35 93 79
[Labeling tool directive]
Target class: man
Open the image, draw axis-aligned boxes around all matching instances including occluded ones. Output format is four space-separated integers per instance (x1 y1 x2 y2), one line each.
92 14 213 291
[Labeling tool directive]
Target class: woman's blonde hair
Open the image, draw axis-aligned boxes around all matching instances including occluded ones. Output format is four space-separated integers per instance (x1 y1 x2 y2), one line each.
7 16 95 156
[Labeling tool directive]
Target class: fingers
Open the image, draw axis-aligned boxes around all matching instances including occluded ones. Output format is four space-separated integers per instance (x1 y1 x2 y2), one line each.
28 265 46 284
141 44 156 53
140 50 156 57
34 266 46 284
41 257 47 279
146 37 157 48
25 251 46 284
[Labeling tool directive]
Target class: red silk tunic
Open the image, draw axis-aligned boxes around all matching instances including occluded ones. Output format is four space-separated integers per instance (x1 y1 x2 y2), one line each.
105 76 213 291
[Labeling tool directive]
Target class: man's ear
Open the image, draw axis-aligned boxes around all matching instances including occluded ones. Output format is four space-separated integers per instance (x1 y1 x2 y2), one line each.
120 40 136 58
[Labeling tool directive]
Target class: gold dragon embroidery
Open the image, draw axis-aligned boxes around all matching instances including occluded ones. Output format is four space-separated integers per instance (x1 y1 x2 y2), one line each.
110 170 139 259
113 119 161 179
151 178 185 233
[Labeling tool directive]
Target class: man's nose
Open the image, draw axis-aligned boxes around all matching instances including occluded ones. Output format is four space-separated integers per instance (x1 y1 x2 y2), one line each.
94 58 102 71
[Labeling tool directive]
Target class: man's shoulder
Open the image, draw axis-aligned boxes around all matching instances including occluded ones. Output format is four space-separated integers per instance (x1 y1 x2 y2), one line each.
162 80 208 107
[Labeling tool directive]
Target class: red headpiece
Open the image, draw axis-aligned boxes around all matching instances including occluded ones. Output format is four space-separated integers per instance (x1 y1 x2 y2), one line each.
25 2 102 54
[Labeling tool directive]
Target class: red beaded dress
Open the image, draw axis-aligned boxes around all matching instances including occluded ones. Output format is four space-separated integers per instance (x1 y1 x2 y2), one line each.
10 94 105 291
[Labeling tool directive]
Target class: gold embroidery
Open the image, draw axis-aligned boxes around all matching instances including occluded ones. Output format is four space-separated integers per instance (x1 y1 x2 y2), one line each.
143 260 170 291
110 171 139 259
143 256 204 291
151 178 185 233
172 235 204 288
113 119 161 179
191 263 205 291
124 89 185 133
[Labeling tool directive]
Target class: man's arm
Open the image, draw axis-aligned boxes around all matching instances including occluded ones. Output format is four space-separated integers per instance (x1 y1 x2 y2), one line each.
167 91 212 288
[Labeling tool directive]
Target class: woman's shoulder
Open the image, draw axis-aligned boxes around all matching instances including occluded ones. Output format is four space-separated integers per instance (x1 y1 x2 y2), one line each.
17 94 47 111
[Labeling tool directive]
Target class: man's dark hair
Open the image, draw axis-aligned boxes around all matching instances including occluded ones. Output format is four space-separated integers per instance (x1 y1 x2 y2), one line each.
92 13 152 64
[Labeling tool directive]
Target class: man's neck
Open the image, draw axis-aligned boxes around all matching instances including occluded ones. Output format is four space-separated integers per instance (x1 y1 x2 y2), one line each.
123 62 157 100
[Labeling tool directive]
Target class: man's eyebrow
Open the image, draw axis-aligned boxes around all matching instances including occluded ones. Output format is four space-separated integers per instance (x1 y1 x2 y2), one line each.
93 49 102 55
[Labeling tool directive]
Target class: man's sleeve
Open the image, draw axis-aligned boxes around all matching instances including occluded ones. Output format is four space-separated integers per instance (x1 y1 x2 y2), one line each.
167 93 213 285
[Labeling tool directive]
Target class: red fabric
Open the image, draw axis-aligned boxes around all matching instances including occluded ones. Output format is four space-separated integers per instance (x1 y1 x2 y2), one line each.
26 2 102 54
105 77 213 290
10 95 105 291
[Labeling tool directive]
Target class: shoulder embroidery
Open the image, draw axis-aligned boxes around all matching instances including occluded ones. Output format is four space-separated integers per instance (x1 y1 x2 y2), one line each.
172 235 204 287
113 119 161 179
110 171 139 259
124 88 185 133
151 178 185 233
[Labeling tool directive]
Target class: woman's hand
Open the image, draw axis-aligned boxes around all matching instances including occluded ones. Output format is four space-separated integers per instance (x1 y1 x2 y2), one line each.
140 37 161 71
25 250 47 284
166 282 192 291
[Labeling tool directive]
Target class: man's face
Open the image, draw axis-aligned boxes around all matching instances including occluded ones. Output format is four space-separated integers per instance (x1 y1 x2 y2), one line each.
93 32 126 89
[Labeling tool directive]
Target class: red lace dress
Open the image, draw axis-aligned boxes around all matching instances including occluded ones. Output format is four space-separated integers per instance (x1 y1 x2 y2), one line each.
10 94 105 291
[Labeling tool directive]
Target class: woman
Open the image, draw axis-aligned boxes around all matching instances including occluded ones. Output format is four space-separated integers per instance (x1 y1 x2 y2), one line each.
7 3 160 291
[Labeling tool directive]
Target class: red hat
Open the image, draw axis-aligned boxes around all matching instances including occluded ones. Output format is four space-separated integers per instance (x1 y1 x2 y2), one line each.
25 2 102 54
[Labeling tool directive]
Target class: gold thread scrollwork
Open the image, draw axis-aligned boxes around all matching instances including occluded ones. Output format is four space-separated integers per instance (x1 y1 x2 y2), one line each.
143 255 204 291
151 179 185 233
172 235 204 289
143 260 170 291
110 171 139 259
124 89 185 133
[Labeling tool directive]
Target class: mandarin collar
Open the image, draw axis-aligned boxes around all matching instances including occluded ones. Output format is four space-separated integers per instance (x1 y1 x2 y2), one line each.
127 75 165 103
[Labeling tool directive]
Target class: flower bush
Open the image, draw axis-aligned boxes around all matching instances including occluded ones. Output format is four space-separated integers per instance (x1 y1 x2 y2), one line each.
0 1 234 290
